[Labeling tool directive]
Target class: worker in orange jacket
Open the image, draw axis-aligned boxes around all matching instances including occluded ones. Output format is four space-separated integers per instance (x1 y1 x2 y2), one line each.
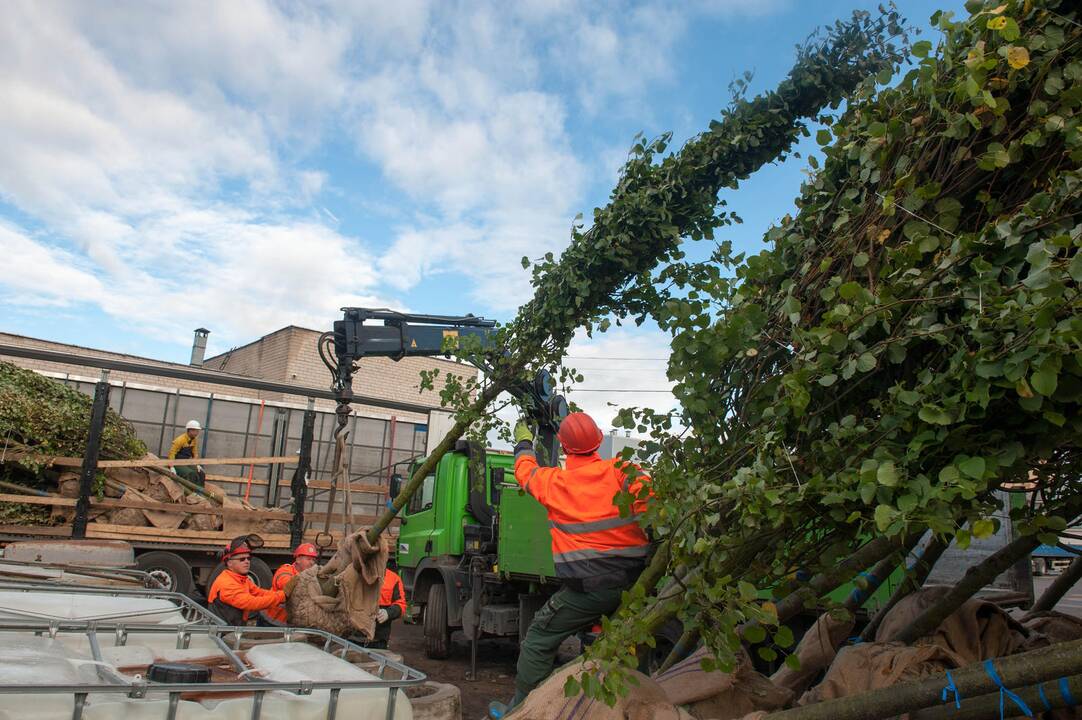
490 412 651 717
368 560 407 649
264 542 320 624
207 537 293 625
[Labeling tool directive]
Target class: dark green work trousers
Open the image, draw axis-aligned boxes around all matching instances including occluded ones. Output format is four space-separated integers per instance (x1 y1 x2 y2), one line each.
515 586 624 696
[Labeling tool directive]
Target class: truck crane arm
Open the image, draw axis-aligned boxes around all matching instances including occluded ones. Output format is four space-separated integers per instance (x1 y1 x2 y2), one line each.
322 307 568 465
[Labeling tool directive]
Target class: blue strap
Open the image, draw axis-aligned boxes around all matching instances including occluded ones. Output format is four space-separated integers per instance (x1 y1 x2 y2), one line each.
1038 683 1052 711
984 660 1033 720
1060 677 1077 708
942 669 962 709
847 636 863 645
848 571 878 604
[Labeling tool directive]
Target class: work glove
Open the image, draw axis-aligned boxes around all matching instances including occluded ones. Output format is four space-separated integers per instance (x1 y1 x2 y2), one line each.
513 421 534 445
376 608 389 624
169 466 177 474
283 574 300 597
197 464 204 473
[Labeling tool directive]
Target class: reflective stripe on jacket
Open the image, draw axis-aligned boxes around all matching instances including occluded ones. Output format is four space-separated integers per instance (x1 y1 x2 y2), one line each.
265 563 297 624
379 568 406 620
513 447 650 589
207 569 285 625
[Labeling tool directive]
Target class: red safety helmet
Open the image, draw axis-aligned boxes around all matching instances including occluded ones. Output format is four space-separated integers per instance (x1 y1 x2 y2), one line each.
557 412 603 455
221 536 251 561
293 543 318 559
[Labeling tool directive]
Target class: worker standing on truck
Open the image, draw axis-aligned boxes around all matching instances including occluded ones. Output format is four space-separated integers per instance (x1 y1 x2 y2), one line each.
489 412 651 717
168 420 206 487
207 537 292 625
263 542 319 624
368 560 407 649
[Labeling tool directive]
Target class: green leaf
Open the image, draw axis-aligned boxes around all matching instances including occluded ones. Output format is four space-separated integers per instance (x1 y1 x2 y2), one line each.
774 625 795 648
784 654 802 671
838 282 863 300
959 456 986 479
857 353 877 373
972 519 995 539
738 580 758 601
875 504 898 532
743 624 767 644
818 374 838 387
816 129 832 146
897 494 919 513
1031 369 1058 397
758 646 778 662
919 405 952 425
912 40 932 58
897 389 921 405
877 461 899 487
521 256 530 269
860 483 877 504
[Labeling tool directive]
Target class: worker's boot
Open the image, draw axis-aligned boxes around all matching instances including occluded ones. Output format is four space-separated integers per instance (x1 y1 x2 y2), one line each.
487 689 526 718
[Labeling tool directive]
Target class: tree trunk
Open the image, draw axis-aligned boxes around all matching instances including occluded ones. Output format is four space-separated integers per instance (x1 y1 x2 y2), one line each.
762 637 1082 720
893 534 1040 645
860 535 947 641
1031 553 1082 614
910 672 1082 720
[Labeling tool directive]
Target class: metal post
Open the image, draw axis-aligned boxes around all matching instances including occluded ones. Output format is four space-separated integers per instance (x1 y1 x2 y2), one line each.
290 401 317 547
72 375 111 539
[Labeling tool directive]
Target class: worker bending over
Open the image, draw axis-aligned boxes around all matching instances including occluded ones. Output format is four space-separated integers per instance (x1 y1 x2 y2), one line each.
264 542 319 624
168 420 206 487
490 412 651 717
208 537 293 625
368 560 406 649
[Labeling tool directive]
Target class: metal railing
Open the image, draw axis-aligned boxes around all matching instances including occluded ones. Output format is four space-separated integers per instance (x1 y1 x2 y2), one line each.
0 582 224 625
0 621 426 720
0 559 165 589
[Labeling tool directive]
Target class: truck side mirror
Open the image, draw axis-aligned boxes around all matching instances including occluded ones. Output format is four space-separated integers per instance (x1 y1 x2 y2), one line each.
389 473 403 499
491 468 505 506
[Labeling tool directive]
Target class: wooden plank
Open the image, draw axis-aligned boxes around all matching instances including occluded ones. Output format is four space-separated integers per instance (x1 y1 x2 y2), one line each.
0 493 293 521
205 474 269 487
307 480 388 494
49 456 299 469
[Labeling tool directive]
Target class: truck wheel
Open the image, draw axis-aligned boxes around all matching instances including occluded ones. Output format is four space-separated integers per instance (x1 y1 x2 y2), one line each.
636 618 683 676
208 557 274 590
424 583 452 659
136 551 194 596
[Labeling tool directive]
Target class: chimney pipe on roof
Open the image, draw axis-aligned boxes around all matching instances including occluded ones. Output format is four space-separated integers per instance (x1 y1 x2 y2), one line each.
191 328 210 367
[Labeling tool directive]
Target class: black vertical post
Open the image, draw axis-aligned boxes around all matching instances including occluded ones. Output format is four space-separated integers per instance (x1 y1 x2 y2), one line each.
289 404 317 547
72 378 111 539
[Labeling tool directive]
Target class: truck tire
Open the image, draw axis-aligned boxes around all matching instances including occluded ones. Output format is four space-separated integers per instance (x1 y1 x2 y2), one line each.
424 583 452 659
136 551 194 597
207 557 274 590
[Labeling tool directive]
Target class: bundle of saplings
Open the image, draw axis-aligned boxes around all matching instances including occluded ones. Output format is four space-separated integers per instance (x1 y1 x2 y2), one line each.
572 0 1082 707
0 360 145 478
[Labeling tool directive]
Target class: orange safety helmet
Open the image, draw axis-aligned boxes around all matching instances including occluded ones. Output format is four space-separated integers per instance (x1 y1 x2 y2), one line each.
557 412 603 455
293 543 318 559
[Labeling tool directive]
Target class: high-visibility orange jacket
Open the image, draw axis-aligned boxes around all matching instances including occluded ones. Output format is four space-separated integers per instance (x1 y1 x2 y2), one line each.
207 569 285 626
265 563 298 624
514 447 651 591
379 568 406 621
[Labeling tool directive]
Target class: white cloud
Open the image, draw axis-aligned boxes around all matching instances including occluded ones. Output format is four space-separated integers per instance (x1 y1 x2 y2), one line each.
559 327 677 430
0 0 789 351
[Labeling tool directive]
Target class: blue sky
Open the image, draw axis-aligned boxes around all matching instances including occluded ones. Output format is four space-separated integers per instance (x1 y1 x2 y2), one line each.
0 0 962 424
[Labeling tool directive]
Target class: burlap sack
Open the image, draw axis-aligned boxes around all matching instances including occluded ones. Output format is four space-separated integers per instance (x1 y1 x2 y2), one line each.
145 475 185 504
511 661 693 720
104 489 153 527
107 467 150 492
56 473 81 498
800 642 964 707
875 587 1028 663
284 529 387 639
183 494 222 532
258 519 290 535
770 613 855 695
655 647 793 720
1022 611 1082 649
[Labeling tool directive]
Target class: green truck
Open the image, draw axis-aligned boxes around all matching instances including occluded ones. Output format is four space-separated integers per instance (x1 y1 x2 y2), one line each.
392 441 570 660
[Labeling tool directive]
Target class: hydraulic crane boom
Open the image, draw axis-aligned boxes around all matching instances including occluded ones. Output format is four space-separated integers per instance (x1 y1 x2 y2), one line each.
322 307 567 465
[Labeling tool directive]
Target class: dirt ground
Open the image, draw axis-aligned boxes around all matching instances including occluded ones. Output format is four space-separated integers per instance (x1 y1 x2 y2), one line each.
390 621 518 719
